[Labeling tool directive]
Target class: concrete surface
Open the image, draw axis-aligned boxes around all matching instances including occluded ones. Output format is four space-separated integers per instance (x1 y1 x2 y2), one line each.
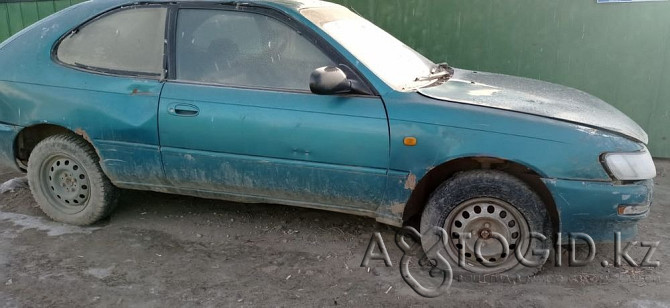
0 160 669 307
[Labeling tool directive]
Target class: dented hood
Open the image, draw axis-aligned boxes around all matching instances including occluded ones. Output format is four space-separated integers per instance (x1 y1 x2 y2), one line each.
418 69 648 144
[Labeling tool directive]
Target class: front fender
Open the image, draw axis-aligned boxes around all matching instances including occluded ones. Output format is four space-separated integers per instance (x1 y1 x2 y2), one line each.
373 91 642 225
385 91 642 183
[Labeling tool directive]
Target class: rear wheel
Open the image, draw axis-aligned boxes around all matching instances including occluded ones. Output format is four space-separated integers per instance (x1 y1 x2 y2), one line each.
420 170 553 277
27 134 119 225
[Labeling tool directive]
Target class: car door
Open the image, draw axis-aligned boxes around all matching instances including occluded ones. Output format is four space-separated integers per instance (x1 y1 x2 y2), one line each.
158 6 390 211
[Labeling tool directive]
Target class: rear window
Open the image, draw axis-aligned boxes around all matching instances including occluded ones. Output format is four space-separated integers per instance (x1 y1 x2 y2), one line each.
56 7 167 77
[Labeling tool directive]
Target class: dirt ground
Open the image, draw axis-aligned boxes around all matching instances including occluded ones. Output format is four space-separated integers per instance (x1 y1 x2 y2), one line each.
0 160 669 307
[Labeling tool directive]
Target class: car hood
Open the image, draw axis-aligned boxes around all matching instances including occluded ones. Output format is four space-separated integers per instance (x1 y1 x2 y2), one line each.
418 68 648 144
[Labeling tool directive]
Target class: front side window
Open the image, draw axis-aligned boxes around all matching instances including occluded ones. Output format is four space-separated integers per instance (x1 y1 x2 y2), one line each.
175 9 335 91
57 7 167 77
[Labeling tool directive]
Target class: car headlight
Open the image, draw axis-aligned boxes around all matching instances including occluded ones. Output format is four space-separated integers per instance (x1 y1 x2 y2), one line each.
602 148 656 181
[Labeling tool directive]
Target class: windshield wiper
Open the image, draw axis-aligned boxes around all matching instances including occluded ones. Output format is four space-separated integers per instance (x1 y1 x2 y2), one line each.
414 63 454 83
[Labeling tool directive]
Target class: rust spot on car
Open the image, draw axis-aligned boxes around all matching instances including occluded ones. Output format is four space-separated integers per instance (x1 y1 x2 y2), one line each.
74 128 102 157
404 173 417 190
130 88 153 96
74 128 92 143
390 202 405 215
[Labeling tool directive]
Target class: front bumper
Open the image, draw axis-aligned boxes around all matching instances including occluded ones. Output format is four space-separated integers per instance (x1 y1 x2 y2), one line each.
543 178 653 243
0 122 21 172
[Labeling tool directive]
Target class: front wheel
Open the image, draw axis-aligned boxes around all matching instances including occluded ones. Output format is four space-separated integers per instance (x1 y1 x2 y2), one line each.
27 134 119 225
420 170 553 277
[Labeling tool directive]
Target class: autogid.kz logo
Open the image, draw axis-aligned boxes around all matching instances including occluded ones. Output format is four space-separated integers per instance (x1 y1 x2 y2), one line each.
361 227 453 298
360 226 660 298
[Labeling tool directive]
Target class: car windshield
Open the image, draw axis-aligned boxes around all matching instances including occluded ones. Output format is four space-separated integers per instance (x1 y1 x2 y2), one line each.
301 6 436 91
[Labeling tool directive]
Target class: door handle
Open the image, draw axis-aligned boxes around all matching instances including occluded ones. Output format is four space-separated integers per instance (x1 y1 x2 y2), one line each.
168 103 200 117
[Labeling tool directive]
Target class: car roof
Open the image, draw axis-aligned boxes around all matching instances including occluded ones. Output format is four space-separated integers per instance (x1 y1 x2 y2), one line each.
88 0 338 11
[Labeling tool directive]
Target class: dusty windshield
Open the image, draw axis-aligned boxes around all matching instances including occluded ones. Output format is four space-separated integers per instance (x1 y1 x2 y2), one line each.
301 6 435 91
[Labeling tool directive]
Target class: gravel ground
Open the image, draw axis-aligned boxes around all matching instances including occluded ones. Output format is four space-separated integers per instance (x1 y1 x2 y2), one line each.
0 160 669 307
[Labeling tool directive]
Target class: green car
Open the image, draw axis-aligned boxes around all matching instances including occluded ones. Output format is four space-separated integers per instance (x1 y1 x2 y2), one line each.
0 0 656 275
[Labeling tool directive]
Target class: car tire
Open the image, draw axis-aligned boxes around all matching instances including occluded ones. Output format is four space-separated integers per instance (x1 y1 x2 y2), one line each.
27 134 119 225
420 170 553 278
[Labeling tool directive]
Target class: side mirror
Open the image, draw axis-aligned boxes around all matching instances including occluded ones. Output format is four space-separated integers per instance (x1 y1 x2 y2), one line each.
310 66 352 95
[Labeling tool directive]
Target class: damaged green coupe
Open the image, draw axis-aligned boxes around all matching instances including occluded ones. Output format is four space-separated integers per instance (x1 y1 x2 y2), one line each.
0 0 656 275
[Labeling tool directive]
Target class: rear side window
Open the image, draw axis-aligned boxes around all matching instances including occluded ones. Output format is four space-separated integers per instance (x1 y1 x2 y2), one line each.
56 7 167 77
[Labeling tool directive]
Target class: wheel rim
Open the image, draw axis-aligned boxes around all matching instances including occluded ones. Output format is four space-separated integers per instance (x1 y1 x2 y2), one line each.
443 197 530 273
40 154 91 214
